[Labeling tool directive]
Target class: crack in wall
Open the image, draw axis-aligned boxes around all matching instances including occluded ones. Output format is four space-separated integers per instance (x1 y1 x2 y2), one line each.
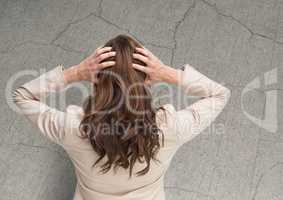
47 0 182 57
48 7 132 51
52 43 86 54
199 0 283 46
251 162 283 200
49 1 79 45
2 0 283 68
170 0 196 66
0 0 8 20
97 0 104 16
49 5 174 56
94 12 131 34
248 84 267 199
168 0 283 68
50 12 95 45
249 53 280 197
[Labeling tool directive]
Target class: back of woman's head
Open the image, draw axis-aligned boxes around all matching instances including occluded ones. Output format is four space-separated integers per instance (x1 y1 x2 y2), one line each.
79 35 164 177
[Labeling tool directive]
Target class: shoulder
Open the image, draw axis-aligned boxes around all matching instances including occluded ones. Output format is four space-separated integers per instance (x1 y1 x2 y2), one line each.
156 103 176 125
60 105 91 148
156 104 179 146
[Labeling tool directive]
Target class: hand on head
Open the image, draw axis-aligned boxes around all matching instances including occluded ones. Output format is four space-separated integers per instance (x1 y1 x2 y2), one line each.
76 46 116 83
132 47 167 85
73 45 177 85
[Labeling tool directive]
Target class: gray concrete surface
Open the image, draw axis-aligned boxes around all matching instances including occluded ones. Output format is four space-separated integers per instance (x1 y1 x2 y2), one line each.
1 0 282 199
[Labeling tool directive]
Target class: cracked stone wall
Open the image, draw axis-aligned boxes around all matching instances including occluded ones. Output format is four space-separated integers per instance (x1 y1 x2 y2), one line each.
1 0 282 199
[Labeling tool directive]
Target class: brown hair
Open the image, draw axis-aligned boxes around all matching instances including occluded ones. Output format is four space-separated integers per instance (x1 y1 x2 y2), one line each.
79 35 164 177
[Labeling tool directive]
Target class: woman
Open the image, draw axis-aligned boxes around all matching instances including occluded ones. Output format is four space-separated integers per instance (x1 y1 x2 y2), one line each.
13 34 231 200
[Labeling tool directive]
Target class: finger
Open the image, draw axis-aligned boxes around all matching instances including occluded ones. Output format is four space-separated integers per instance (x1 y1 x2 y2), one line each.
135 47 149 57
97 51 116 62
132 63 150 73
133 53 149 64
144 79 152 86
97 61 116 69
89 46 103 57
136 47 153 57
96 45 103 50
95 46 112 57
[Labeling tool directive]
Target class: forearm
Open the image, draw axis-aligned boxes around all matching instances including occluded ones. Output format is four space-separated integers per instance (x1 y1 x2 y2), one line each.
169 64 231 144
12 65 68 115
162 64 230 98
181 64 230 98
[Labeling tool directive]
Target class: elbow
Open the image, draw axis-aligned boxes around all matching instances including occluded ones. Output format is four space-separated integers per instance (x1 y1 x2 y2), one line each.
12 88 22 107
216 86 231 105
12 88 19 103
222 87 231 106
225 87 231 101
11 87 30 114
12 87 26 106
10 88 22 114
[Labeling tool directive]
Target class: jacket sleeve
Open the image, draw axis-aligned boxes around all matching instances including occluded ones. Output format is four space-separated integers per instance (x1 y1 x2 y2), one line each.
170 64 231 146
12 65 70 145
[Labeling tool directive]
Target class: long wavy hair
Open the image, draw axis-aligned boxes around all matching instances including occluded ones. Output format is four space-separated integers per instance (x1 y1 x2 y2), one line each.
79 35 165 177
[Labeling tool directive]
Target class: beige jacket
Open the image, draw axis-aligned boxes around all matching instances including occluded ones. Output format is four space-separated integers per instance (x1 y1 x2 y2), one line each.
12 64 231 200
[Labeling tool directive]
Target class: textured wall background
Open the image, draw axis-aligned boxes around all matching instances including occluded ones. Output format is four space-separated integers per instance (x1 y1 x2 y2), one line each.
1 0 282 199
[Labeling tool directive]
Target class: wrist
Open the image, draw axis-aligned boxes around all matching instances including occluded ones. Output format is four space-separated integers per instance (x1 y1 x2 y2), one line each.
63 65 81 84
161 65 182 85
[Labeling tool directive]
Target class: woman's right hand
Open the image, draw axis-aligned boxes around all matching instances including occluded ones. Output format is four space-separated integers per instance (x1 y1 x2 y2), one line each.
77 46 116 82
64 46 116 84
132 47 181 85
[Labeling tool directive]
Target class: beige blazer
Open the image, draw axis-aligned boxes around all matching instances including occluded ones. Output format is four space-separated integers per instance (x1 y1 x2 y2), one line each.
12 64 231 200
